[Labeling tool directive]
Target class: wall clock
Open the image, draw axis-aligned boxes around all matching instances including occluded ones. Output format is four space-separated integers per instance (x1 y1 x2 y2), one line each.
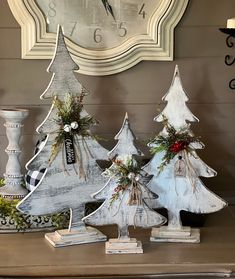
7 0 189 76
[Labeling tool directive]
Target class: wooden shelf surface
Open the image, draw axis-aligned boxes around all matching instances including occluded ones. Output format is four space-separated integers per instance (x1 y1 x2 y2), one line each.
0 207 235 278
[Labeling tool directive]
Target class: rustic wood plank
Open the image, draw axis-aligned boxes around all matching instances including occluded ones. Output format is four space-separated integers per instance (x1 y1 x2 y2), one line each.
0 207 234 277
143 66 226 242
0 26 227 60
16 27 110 247
0 103 234 137
0 131 234 194
0 58 234 106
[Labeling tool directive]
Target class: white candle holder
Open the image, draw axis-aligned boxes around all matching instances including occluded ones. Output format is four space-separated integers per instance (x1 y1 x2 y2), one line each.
0 108 29 199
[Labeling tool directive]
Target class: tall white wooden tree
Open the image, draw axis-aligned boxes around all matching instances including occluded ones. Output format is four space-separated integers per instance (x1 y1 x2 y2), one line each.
83 114 166 254
17 26 109 247
143 65 227 243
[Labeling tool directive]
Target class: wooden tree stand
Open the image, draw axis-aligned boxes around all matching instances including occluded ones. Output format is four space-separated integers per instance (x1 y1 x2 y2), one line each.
150 226 200 243
105 238 143 254
44 206 107 247
45 226 106 248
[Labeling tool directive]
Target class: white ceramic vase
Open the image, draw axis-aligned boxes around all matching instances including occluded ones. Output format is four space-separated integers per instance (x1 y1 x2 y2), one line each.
0 108 29 199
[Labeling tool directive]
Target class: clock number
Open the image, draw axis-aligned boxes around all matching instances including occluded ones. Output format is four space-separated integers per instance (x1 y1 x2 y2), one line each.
118 22 127 37
94 28 102 43
138 4 146 19
48 0 56 18
70 22 77 37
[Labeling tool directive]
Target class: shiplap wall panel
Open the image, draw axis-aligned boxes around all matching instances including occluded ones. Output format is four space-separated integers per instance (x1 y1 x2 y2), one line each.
0 27 227 59
0 132 233 192
0 103 234 136
0 58 234 106
0 0 235 199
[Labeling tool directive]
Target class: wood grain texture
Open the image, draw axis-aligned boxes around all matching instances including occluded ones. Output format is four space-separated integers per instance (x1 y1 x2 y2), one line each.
16 27 109 247
1 102 235 137
0 207 233 277
0 57 234 105
143 66 227 240
84 115 166 247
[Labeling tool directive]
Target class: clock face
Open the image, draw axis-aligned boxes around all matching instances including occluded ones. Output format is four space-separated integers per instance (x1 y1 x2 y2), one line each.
35 0 162 50
8 0 189 75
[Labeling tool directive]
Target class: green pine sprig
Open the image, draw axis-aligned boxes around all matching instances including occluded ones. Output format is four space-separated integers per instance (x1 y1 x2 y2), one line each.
150 117 200 172
49 93 96 163
104 158 141 205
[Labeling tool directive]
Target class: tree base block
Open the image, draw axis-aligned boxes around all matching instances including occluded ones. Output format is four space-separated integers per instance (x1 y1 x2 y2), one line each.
45 226 107 247
105 238 143 254
150 226 200 243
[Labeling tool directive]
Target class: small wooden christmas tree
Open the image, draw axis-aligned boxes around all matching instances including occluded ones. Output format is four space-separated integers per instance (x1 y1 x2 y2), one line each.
143 65 227 243
83 114 166 254
17 26 109 247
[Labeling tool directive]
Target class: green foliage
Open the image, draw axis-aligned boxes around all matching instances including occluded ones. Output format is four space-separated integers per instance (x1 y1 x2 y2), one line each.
0 196 69 231
50 93 96 163
0 178 69 231
51 210 70 229
103 157 142 205
150 118 200 172
0 197 30 231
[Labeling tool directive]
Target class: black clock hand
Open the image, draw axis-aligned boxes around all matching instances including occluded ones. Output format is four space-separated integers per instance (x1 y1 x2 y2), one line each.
101 0 115 20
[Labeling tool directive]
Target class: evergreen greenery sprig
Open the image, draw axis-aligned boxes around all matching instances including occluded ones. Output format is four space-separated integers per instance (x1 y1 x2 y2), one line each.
150 118 200 172
0 179 28 231
0 180 69 231
103 157 142 205
0 197 30 231
50 93 96 163
0 196 69 231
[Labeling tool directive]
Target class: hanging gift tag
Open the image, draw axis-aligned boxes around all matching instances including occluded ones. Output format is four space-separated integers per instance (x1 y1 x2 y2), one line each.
64 134 76 164
128 184 142 205
174 156 186 177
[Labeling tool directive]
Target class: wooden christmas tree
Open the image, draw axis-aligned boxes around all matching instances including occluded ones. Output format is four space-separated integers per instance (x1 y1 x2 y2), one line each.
83 114 166 254
143 65 227 243
17 26 109 247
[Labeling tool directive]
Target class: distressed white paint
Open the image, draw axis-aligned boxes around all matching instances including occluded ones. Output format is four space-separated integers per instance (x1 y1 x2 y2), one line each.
143 65 227 243
151 227 200 243
83 114 166 254
40 26 84 100
105 238 143 254
17 26 108 246
108 113 143 160
94 113 145 201
0 109 29 199
45 226 106 248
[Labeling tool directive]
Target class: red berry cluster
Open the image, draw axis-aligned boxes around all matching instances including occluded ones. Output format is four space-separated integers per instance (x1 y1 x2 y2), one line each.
170 141 188 153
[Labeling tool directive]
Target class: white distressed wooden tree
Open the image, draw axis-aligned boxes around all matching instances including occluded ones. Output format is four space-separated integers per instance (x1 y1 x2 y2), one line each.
143 65 227 243
17 26 109 247
83 114 166 254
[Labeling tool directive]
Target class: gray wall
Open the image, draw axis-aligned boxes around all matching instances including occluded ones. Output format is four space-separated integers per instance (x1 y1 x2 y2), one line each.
0 0 235 200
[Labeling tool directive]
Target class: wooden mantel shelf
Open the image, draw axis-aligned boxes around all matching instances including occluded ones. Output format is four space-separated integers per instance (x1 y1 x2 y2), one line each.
1 207 235 278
